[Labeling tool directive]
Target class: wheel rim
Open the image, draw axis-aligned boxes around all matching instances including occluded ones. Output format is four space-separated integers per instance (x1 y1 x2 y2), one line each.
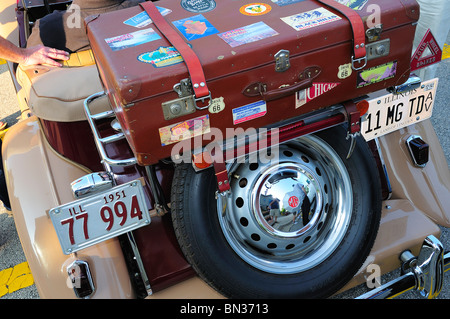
217 135 353 274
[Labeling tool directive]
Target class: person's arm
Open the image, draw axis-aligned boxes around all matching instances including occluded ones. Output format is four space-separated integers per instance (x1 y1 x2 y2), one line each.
0 36 69 67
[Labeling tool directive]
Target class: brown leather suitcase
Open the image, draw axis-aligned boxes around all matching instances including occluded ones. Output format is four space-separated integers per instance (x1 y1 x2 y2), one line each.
86 0 419 165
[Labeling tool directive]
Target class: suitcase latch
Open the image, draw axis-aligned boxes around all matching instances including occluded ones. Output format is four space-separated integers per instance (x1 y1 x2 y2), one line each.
366 24 383 42
162 79 196 120
275 50 290 72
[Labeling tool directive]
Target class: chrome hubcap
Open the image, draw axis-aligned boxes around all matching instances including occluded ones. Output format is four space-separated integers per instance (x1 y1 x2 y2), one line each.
217 135 353 274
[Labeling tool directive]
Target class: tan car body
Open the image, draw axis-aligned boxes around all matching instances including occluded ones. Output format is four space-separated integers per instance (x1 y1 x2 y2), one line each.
1 0 449 299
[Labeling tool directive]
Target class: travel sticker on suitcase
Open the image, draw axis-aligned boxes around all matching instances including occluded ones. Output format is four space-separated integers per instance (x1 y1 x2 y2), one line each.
232 101 267 125
218 22 278 48
280 7 341 31
159 115 211 146
172 14 219 41
138 46 184 68
105 28 161 51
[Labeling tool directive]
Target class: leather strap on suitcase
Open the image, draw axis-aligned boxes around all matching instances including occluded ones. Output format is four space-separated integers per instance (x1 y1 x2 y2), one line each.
315 0 367 70
139 1 211 106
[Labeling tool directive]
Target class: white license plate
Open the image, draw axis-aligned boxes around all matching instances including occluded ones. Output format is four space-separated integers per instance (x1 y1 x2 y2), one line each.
49 180 150 254
361 78 439 141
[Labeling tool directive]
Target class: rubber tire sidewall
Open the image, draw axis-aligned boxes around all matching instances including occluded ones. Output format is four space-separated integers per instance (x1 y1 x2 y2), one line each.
171 125 382 298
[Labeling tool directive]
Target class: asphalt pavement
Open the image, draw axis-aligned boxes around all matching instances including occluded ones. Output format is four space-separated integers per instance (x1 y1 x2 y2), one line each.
0 45 448 300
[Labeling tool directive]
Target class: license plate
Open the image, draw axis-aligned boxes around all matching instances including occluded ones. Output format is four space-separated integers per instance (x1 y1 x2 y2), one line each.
361 78 439 141
49 180 150 254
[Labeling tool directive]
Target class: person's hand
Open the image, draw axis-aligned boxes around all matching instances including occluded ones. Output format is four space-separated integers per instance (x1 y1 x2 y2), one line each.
21 45 69 67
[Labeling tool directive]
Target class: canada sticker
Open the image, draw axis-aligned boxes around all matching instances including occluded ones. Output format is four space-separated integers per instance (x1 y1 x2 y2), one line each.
240 3 272 16
296 82 341 108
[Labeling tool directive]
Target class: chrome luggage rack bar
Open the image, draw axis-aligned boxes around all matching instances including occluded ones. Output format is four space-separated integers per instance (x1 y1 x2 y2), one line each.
84 92 137 171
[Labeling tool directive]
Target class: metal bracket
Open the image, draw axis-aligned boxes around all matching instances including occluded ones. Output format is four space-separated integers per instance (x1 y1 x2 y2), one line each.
366 24 383 42
342 100 361 159
173 78 194 98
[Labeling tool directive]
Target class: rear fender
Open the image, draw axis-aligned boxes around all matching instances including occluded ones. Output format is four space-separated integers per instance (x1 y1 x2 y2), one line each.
378 119 450 227
2 117 134 298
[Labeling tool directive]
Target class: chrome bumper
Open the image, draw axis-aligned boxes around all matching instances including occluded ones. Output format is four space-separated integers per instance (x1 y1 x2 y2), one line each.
357 235 449 299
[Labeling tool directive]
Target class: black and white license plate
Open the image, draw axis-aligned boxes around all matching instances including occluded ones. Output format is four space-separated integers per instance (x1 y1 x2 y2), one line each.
361 78 439 141
49 180 150 254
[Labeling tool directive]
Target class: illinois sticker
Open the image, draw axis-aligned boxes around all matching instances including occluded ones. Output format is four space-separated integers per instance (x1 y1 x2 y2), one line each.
240 3 272 16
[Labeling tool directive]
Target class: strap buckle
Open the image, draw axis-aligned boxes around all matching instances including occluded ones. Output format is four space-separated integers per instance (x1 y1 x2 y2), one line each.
194 91 212 110
351 55 367 71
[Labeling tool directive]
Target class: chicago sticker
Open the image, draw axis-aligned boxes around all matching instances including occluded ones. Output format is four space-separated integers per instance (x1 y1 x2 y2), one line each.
296 82 340 108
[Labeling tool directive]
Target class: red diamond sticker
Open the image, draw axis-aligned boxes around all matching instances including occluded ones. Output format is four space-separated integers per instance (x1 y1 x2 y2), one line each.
411 29 442 72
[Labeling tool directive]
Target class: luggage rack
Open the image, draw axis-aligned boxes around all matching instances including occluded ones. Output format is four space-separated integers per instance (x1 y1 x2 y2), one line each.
84 92 137 171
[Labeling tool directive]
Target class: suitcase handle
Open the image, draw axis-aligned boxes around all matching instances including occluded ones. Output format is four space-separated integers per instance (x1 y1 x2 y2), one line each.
243 66 321 101
262 78 313 102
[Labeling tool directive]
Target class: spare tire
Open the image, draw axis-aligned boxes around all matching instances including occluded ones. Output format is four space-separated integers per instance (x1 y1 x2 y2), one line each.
171 125 382 298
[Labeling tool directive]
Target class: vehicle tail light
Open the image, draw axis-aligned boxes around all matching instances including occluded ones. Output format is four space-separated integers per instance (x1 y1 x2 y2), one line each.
67 260 95 299
406 135 429 167
356 100 370 116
